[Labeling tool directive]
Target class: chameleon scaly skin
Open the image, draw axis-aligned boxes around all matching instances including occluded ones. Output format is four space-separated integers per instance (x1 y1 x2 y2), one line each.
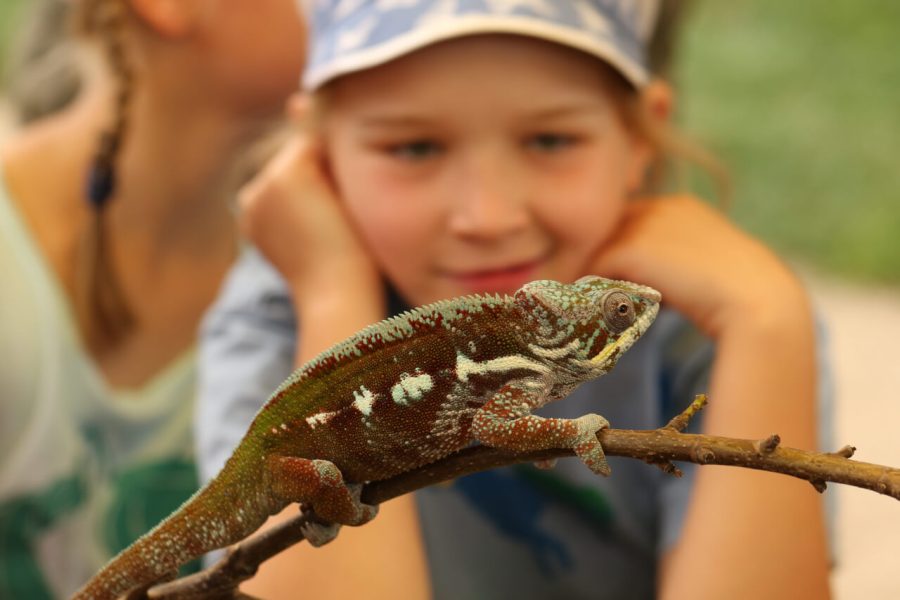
73 275 660 599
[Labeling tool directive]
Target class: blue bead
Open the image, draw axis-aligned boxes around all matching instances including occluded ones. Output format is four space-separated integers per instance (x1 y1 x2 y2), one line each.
87 162 115 209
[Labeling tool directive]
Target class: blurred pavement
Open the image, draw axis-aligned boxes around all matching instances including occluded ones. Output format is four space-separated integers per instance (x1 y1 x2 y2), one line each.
807 275 900 599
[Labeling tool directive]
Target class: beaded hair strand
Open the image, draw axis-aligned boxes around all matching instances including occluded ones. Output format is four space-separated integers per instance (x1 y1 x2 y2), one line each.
76 0 136 351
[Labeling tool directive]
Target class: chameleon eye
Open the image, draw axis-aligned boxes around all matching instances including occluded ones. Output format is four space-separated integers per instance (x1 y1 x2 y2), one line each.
601 290 635 334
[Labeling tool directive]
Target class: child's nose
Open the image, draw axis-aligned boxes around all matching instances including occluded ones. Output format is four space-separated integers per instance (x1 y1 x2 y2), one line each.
448 154 529 239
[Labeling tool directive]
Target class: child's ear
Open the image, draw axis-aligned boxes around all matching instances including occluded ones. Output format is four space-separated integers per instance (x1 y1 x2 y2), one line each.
642 78 674 123
126 0 207 38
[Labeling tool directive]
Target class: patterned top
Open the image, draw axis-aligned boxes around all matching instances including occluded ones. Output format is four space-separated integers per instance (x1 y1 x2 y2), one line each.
0 176 200 598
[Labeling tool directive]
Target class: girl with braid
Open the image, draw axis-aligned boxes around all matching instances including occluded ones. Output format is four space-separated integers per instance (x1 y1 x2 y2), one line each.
0 0 305 596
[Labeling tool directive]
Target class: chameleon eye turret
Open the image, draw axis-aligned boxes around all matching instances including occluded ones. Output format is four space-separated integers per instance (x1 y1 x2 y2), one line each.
600 289 635 334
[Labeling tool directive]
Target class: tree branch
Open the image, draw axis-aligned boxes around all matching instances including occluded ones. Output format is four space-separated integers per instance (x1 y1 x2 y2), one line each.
145 395 900 599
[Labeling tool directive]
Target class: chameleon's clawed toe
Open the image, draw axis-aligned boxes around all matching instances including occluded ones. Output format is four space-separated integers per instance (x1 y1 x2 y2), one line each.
300 520 341 547
346 482 379 525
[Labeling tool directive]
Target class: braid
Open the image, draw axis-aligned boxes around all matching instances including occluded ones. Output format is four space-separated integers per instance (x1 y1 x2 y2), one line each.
76 0 136 352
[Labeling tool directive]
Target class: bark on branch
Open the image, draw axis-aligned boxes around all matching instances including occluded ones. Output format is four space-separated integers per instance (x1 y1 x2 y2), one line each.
144 395 900 599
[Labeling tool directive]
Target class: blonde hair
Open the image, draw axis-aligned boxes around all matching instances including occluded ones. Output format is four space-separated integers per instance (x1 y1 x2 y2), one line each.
602 68 730 203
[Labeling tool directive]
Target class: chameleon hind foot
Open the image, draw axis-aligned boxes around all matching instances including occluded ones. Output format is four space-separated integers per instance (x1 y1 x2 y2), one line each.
300 519 341 547
299 483 374 547
267 456 379 526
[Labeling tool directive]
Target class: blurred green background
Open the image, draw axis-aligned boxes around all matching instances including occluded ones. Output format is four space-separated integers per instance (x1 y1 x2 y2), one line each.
678 0 899 284
0 0 897 283
0 5 22 58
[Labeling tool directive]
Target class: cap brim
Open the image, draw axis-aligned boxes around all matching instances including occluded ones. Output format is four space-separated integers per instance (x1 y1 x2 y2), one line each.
303 14 648 90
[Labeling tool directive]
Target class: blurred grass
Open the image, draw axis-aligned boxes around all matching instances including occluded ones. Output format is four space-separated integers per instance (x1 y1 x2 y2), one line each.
679 0 900 284
0 1 24 67
0 0 897 283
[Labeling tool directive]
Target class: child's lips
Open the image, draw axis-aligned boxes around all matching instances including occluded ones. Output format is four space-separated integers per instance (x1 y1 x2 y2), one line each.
444 259 543 294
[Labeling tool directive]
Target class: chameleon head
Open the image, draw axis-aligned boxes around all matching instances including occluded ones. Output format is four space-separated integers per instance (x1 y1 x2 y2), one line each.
513 275 661 372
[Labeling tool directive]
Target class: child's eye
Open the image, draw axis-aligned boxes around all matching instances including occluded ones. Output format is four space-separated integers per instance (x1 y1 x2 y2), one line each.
387 140 443 161
526 133 577 153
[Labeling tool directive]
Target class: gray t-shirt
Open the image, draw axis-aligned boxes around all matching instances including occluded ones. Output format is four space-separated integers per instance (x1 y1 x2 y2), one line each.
196 248 832 599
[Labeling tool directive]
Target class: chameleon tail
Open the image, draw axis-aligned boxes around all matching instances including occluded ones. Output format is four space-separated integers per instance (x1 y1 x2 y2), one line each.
71 460 271 600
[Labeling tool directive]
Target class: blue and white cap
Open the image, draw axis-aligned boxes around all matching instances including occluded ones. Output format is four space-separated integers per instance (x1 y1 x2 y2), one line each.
302 0 661 91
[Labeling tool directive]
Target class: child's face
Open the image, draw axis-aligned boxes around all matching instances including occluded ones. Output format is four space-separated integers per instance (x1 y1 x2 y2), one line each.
323 35 651 305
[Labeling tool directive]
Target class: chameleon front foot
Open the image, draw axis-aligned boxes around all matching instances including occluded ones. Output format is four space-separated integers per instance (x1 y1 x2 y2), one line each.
572 413 611 476
530 413 611 476
474 384 612 476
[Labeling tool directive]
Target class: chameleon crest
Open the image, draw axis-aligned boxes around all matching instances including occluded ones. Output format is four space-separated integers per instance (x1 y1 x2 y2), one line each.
74 276 660 600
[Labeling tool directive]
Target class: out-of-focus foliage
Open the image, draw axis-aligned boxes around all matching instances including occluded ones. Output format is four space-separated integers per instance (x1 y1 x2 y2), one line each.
0 2 25 69
679 0 900 283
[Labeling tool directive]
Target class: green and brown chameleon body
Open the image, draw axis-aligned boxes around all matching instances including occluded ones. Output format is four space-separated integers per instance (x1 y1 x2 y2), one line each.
73 276 660 599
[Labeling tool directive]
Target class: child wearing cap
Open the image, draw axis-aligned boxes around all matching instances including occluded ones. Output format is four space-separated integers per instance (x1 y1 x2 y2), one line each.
199 1 832 597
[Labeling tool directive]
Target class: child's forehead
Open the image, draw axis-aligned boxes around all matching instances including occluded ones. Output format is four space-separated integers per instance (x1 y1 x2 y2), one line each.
302 0 659 92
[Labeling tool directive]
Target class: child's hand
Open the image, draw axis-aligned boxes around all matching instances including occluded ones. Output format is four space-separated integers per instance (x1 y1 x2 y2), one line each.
590 195 808 339
238 95 385 361
599 196 829 598
238 97 381 309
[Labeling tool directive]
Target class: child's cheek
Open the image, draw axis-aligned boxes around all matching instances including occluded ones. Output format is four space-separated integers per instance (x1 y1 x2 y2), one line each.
537 188 627 263
341 183 436 272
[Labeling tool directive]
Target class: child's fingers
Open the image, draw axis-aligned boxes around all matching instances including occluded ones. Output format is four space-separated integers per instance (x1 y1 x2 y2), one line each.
236 128 377 292
237 136 307 241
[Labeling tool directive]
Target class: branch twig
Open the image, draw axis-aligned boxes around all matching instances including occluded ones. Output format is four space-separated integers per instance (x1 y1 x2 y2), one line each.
146 394 900 599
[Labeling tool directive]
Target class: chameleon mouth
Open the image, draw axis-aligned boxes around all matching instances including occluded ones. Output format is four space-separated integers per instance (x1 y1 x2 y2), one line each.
589 300 660 365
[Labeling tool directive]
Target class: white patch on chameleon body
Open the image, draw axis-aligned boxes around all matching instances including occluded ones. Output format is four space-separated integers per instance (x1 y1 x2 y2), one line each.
306 410 339 429
455 351 551 383
352 385 377 416
391 372 434 405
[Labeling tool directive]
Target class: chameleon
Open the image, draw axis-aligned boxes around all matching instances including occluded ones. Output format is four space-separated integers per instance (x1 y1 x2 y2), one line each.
73 275 660 599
